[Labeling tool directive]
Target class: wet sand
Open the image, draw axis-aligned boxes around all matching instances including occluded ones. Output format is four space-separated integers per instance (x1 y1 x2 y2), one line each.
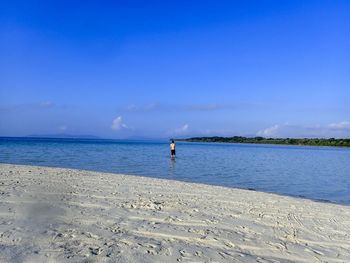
0 164 349 262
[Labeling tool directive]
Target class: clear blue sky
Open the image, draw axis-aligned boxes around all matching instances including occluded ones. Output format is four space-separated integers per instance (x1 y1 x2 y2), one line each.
1 0 349 138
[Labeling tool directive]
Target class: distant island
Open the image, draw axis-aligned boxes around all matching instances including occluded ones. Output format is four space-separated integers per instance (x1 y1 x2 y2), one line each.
178 136 350 147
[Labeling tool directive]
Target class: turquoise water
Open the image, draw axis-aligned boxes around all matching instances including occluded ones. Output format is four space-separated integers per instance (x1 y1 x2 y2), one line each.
1 137 349 205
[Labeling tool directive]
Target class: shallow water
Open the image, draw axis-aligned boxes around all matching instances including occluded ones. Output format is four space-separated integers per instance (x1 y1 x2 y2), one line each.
1 137 349 205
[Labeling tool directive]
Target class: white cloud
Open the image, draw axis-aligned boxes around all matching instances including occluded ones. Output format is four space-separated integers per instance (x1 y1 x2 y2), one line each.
184 104 226 111
111 116 128 131
125 103 159 112
328 121 350 131
58 125 67 131
126 104 138 111
257 121 350 138
174 124 189 134
40 101 54 108
257 124 281 137
123 102 259 113
0 101 56 112
257 123 319 138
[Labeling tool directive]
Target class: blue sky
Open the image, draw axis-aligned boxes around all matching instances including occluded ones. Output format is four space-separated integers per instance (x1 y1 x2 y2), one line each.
1 0 349 138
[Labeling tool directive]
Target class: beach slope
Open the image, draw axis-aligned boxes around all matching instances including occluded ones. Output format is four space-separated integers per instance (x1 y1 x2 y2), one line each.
0 164 349 262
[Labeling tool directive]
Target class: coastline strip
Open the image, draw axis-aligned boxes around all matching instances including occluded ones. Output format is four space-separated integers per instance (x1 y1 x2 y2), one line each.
0 164 349 262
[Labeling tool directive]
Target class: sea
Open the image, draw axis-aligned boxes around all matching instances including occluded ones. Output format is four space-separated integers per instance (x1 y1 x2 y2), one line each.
0 137 349 205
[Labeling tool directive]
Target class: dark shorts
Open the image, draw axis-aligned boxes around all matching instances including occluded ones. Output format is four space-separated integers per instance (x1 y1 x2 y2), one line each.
171 149 176 155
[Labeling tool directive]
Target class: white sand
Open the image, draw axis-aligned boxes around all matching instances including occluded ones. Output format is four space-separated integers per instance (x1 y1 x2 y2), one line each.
0 164 349 263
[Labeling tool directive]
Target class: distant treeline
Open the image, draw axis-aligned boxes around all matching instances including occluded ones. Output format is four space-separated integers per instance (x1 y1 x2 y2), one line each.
178 136 350 147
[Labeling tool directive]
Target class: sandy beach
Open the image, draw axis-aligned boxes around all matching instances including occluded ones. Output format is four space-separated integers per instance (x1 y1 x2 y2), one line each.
0 164 349 262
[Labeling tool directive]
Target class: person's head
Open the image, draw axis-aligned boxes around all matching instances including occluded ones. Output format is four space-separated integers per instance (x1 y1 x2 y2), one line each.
171 140 174 143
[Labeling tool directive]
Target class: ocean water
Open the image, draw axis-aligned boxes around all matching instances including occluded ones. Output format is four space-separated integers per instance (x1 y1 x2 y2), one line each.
1 137 349 205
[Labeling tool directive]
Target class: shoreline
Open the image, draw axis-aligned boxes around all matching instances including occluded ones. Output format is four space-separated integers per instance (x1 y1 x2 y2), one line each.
1 164 350 262
2 161 347 207
2 136 350 149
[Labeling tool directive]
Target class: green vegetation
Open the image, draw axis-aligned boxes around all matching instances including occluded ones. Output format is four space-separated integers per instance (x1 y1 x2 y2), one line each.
178 136 350 147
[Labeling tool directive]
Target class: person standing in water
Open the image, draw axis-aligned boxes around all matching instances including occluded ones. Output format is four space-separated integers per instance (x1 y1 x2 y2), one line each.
170 140 176 158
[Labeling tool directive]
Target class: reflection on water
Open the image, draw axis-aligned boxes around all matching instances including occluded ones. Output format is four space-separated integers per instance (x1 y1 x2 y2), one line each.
168 157 176 178
1 137 350 205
